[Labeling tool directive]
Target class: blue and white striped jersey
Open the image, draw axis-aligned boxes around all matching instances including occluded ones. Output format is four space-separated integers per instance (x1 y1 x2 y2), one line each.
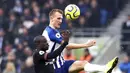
42 26 65 69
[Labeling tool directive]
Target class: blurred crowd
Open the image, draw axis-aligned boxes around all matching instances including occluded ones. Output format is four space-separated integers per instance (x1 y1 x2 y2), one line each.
121 15 130 54
0 0 128 73
119 15 130 73
119 52 130 73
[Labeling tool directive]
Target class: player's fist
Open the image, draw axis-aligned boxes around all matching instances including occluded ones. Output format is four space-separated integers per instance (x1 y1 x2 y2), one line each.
85 40 96 47
61 30 70 42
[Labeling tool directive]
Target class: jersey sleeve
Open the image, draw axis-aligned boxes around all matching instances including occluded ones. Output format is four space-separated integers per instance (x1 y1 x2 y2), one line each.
35 51 46 60
49 31 62 44
42 26 63 44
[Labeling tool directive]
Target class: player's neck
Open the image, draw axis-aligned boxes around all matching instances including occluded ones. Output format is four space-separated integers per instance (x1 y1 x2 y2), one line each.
49 24 56 29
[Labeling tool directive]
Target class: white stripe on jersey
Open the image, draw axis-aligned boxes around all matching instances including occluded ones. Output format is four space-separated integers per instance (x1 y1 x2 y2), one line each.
42 30 51 52
60 54 64 65
52 59 56 69
54 44 64 68
56 56 60 68
42 30 55 53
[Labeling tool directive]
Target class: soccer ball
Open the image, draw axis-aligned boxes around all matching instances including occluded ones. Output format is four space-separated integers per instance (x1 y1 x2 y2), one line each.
64 4 80 20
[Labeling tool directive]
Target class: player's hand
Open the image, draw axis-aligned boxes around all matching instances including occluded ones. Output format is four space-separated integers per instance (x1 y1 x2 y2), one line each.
85 40 96 47
61 30 70 42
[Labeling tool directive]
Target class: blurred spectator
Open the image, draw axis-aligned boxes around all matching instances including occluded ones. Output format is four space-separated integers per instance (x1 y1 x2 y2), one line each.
98 0 118 19
18 26 33 48
22 40 29 48
79 49 93 73
31 1 38 9
0 8 6 29
66 19 73 29
22 8 33 21
80 49 93 62
18 27 32 47
40 14 48 25
7 13 17 33
28 17 40 37
1 52 19 73
119 53 130 73
88 0 101 28
121 15 130 52
78 0 90 16
36 0 47 7
4 44 13 56
0 29 6 55
97 0 108 28
5 13 17 44
20 27 29 40
23 47 32 57
64 49 76 60
29 17 45 37
15 43 26 62
100 9 108 27
23 0 32 8
3 62 16 73
0 0 15 15
13 0 23 16
42 2 53 16
77 16 88 28
21 57 34 73
48 0 55 8
55 0 68 10
32 6 41 18
23 21 34 30
0 49 2 61
0 50 2 73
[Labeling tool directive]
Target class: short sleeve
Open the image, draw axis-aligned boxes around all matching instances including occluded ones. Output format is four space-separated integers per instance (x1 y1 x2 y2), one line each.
35 51 46 60
49 31 62 44
43 26 63 44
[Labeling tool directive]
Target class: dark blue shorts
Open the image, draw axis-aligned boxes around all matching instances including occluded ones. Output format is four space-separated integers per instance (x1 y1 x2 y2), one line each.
54 60 75 73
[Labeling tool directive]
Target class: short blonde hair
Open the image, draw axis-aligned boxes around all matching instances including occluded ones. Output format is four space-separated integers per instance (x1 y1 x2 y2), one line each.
49 9 63 18
5 62 16 72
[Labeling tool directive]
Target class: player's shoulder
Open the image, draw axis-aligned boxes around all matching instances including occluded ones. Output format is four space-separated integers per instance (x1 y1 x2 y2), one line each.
38 50 45 55
43 26 53 36
45 26 60 33
42 26 62 43
33 50 45 61
33 49 45 56
43 26 60 37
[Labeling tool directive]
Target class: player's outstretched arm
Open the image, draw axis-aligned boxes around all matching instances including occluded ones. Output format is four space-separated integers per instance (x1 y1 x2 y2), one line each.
66 40 96 50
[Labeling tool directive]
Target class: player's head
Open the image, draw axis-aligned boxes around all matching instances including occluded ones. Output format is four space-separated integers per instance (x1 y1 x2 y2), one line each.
34 35 49 51
49 9 63 29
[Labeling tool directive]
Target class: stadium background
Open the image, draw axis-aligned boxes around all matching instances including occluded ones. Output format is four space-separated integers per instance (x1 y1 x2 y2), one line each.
0 0 130 73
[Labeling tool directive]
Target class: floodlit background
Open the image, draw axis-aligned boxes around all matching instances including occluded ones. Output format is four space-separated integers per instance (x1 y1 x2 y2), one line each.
0 0 130 73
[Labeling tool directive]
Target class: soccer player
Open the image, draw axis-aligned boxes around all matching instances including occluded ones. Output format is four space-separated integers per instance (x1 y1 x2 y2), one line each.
42 9 118 73
33 31 70 73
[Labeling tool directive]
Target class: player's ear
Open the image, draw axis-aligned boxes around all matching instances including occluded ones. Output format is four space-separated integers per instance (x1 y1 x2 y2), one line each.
50 16 53 20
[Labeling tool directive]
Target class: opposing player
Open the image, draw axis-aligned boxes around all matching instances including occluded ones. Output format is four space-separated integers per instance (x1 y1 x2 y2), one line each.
33 31 70 73
42 9 118 73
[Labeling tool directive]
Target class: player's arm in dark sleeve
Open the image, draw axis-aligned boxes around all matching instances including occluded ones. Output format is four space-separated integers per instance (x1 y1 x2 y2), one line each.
37 42 68 60
44 41 68 60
